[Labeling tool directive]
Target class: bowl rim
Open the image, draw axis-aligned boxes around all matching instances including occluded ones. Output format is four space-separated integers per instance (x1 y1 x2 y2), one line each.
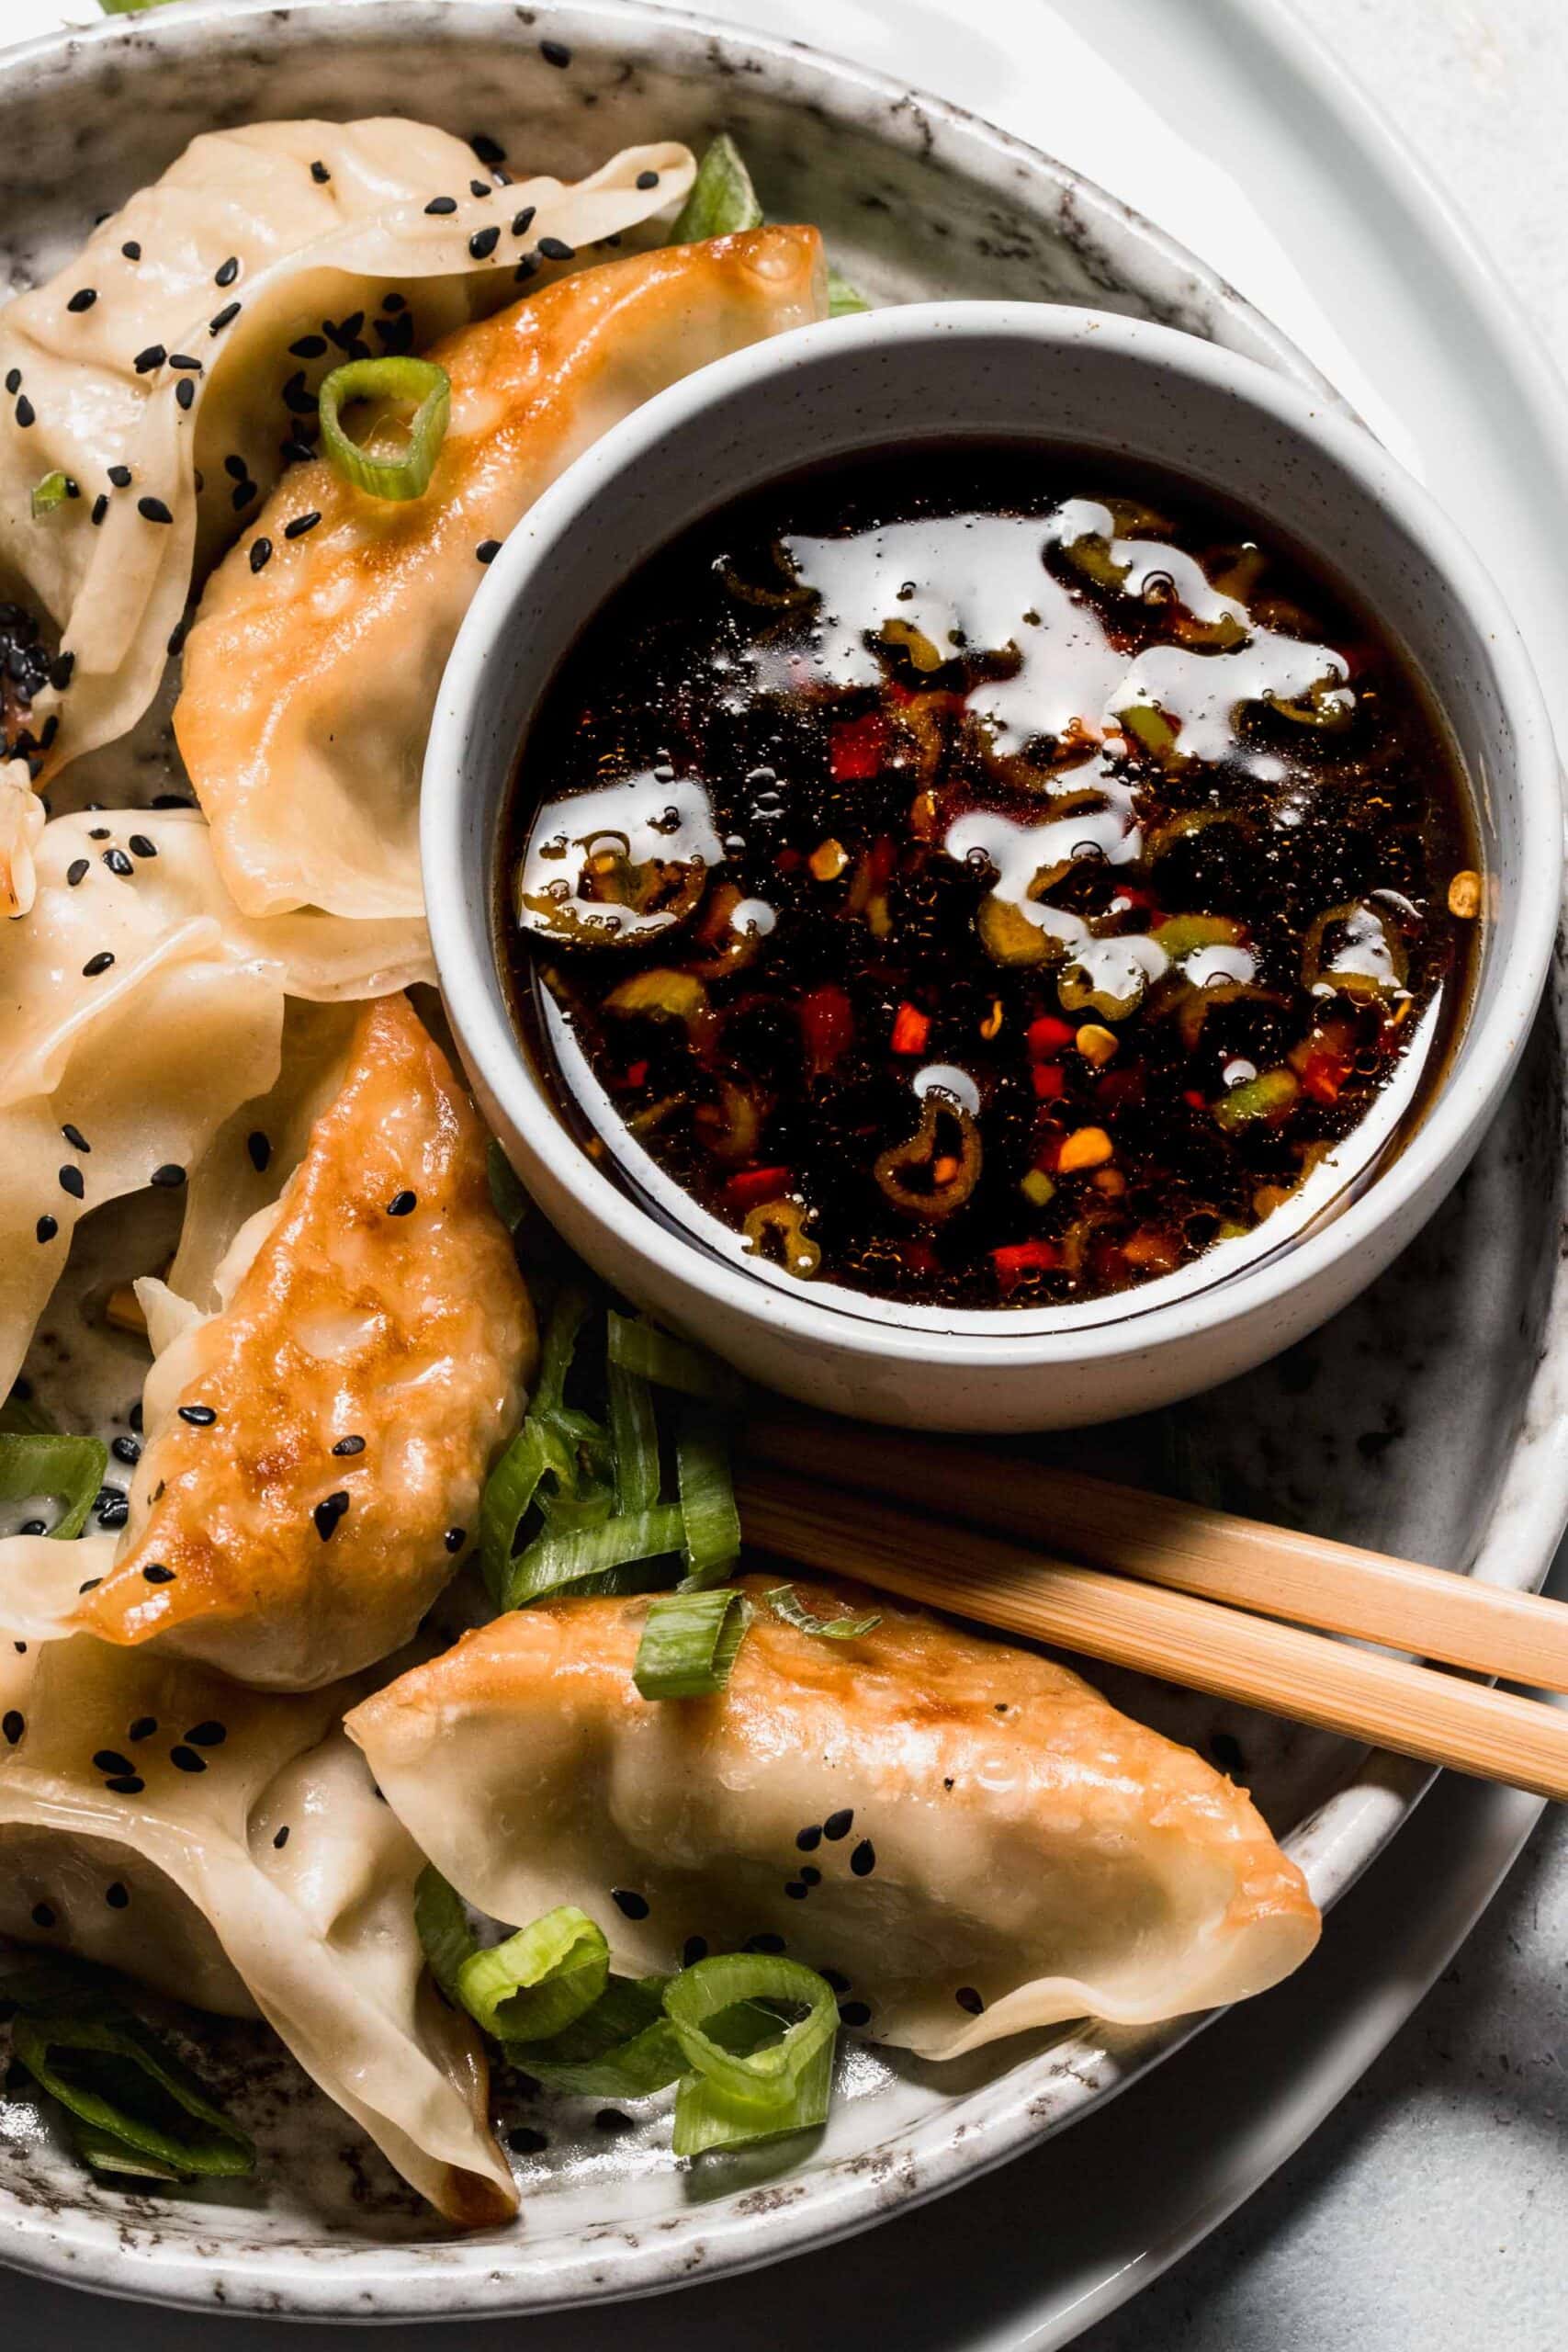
425 296 1562 1375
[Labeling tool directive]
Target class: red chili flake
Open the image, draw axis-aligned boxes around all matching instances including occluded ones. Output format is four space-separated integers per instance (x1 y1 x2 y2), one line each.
829 711 888 781
991 1238 1062 1291
799 984 854 1072
1183 1087 1208 1109
615 1059 649 1091
1299 1051 1345 1105
723 1165 792 1212
1025 1015 1075 1059
890 1002 931 1056
1031 1061 1066 1101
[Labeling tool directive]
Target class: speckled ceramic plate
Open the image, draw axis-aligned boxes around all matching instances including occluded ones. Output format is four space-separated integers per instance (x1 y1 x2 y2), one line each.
2 0 1566 2323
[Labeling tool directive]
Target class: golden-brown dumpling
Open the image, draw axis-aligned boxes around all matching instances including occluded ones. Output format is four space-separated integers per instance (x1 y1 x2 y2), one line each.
346 1575 1321 2059
175 226 827 921
0 993 535 1687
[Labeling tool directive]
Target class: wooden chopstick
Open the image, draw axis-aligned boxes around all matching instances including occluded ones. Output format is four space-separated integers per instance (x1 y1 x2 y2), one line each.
736 1458 1568 1804
743 1413 1568 1694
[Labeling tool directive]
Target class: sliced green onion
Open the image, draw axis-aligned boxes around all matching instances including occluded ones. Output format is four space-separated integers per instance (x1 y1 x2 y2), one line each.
606 1312 741 1405
536 1284 594 1416
506 1502 684 1607
10 1986 254 2181
413 1866 476 2003
30 471 72 519
486 1139 530 1233
672 2030 833 2156
0 1430 108 1541
765 1584 883 1642
479 1416 569 1606
674 1405 740 1585
608 1360 660 1514
827 264 870 317
671 133 763 243
317 356 451 503
524 1974 684 2097
662 1951 837 2122
633 1586 750 1701
455 1905 608 2045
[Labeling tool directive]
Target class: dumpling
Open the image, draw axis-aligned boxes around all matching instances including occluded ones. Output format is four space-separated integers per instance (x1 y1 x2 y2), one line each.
0 805 430 1400
0 993 536 1689
0 758 44 917
1 119 692 779
175 226 827 922
346 1576 1320 2058
0 1630 516 2222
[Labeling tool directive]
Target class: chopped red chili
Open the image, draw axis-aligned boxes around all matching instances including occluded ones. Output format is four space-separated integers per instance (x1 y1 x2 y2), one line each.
890 1002 931 1056
991 1238 1062 1291
1031 1061 1066 1101
722 1165 794 1212
1025 1015 1075 1059
829 711 888 781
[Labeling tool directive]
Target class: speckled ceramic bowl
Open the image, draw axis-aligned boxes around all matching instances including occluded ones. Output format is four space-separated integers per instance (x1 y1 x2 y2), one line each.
429 300 1560 1432
4 0 1568 2325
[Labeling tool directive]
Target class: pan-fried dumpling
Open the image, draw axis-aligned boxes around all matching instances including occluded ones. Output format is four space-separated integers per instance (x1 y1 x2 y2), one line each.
0 1631 516 2223
1 120 692 779
0 993 535 1689
0 806 430 1399
175 226 827 921
346 1576 1320 2057
0 758 44 917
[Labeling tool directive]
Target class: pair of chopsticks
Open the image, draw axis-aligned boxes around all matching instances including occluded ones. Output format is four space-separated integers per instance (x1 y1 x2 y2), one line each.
738 1414 1568 1803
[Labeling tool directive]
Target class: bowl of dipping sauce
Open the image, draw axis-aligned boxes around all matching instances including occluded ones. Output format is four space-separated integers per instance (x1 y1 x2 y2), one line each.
424 303 1559 1430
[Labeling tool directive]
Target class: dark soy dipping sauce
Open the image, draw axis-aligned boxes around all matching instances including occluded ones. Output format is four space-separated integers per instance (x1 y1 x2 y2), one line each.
500 447 1480 1313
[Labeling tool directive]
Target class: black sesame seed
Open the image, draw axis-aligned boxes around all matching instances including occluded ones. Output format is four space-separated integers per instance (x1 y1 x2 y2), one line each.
281 371 317 416
129 1402 143 1432
325 311 365 351
168 356 200 375
49 650 75 691
15 396 35 429
82 950 115 978
103 846 134 876
249 537 273 573
67 288 97 313
593 2109 634 2136
424 196 458 216
476 538 502 564
209 302 242 335
183 1721 227 1747
87 828 109 841
66 857 90 888
331 1433 366 1458
823 1808 854 1841
784 1881 808 1900
799 1866 820 1886
30 1903 54 1930
141 1563 175 1584
94 1489 129 1531
121 241 142 262
289 334 328 360
35 1216 57 1245
506 2126 547 2155
954 1985 985 2015
445 1527 466 1554
138 494 174 525
281 436 316 465
310 160 331 184
511 206 536 238
538 236 576 262
839 2000 872 2028
133 344 166 374
513 254 539 285
214 255 240 288
226 450 248 480
61 1122 90 1152
77 1577 102 1593
169 1745 206 1774
3 368 17 394
284 511 321 539
468 225 501 260
107 461 133 486
93 1749 133 1776
90 494 107 526
681 1936 708 1967
129 1716 155 1740
610 1888 649 1921
2 1711 22 1746
795 1824 822 1851
177 1404 217 1426
540 39 572 65
273 1824 289 1849
243 1129 271 1174
469 179 491 199
106 1882 130 1909
636 170 660 191
128 834 157 860
387 1189 417 1216
744 1932 785 1955
313 1491 351 1542
150 1163 185 1188
111 1436 142 1468
850 1839 876 1877
167 616 189 659
382 291 407 311
18 1521 45 1537
105 1775 144 1795
175 377 196 413
471 132 507 164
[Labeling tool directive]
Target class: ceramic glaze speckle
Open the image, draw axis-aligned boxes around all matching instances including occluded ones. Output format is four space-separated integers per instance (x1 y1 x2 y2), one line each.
1 0 1566 2322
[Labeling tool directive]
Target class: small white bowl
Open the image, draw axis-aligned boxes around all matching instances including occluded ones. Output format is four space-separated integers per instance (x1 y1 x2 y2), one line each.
423 303 1560 1430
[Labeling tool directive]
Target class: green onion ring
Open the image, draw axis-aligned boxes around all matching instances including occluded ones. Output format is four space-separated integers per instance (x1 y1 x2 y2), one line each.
317 356 451 503
455 1904 609 2044
661 1951 837 2119
633 1586 750 1700
765 1583 882 1642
